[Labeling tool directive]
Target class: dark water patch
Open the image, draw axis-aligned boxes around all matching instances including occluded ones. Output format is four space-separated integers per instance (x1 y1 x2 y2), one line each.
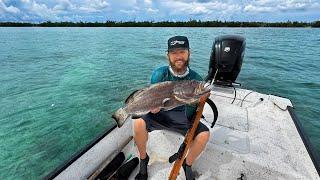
145 54 166 60
297 82 320 89
1 84 59 99
246 55 269 61
249 58 292 72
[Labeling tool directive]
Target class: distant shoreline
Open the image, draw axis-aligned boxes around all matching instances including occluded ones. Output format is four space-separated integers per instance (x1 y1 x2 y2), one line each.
1 20 320 27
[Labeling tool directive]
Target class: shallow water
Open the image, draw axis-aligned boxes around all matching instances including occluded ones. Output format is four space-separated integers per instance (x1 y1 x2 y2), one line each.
0 27 319 179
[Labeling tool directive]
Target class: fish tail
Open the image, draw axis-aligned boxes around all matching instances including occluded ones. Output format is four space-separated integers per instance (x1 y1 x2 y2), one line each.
112 108 130 127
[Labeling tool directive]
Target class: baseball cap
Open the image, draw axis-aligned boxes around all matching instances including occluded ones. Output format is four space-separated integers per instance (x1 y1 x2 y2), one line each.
167 36 189 51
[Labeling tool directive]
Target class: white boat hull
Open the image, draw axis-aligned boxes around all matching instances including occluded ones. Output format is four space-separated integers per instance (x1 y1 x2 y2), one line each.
50 87 319 180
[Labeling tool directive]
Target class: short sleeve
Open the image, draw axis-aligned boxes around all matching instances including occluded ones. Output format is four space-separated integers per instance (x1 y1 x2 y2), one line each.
151 70 162 84
150 66 167 84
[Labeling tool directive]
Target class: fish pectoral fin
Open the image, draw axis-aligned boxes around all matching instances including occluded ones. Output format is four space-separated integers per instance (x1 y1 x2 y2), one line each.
173 94 194 104
162 98 171 107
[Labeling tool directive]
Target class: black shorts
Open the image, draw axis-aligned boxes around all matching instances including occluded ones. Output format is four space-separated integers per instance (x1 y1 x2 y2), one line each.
140 109 209 137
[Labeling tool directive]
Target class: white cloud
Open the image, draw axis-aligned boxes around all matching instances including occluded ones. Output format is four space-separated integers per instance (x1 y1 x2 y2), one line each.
89 0 110 10
144 0 152 5
244 0 319 13
119 5 140 15
0 0 20 14
161 1 241 16
146 7 158 13
108 0 137 7
0 0 319 22
310 2 320 9
244 5 273 13
79 0 110 13
120 9 137 15
29 1 54 18
254 0 277 6
277 1 308 11
21 0 30 3
11 0 62 21
53 0 75 12
189 5 210 15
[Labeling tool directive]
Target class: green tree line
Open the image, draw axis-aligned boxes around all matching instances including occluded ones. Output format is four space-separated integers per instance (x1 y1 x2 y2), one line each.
1 20 320 27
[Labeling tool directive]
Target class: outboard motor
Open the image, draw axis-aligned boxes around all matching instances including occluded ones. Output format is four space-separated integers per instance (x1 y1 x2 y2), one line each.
205 35 246 86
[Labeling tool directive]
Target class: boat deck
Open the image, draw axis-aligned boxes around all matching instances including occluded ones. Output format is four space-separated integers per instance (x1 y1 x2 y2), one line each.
123 87 318 179
53 87 319 180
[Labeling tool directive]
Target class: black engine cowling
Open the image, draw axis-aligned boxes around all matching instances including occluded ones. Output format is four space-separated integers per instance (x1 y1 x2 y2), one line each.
205 35 246 86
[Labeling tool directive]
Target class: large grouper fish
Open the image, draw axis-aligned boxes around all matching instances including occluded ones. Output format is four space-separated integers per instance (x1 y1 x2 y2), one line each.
112 80 212 127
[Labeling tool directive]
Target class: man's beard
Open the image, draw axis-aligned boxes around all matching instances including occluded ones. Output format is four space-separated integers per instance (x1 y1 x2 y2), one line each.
169 57 190 70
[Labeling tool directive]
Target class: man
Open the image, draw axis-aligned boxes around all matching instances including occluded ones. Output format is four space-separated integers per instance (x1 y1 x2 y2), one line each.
134 36 210 180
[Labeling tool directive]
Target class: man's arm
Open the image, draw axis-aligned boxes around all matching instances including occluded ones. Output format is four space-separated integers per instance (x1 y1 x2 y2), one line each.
150 67 166 84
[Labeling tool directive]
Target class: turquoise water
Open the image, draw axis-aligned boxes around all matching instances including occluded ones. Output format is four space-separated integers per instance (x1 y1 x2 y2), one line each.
0 27 319 179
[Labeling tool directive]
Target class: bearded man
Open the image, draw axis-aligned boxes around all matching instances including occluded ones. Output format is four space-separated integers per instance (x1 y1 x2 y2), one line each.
134 36 210 180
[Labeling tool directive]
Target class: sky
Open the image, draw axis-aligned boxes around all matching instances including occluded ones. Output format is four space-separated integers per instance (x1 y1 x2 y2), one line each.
0 0 319 22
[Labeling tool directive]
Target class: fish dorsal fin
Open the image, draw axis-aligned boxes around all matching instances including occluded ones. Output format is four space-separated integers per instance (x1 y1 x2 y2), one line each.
125 89 144 104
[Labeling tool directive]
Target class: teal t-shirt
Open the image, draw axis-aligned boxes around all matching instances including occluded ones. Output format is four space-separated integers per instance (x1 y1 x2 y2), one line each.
150 66 203 119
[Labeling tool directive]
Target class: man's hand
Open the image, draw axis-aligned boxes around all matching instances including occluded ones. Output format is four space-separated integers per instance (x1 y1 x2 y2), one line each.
200 92 210 102
150 107 161 114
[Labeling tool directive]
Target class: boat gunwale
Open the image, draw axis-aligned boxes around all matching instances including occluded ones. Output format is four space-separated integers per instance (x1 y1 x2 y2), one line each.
288 106 320 177
43 124 117 180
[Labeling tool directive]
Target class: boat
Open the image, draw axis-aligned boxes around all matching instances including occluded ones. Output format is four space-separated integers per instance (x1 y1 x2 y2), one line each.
45 35 320 180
